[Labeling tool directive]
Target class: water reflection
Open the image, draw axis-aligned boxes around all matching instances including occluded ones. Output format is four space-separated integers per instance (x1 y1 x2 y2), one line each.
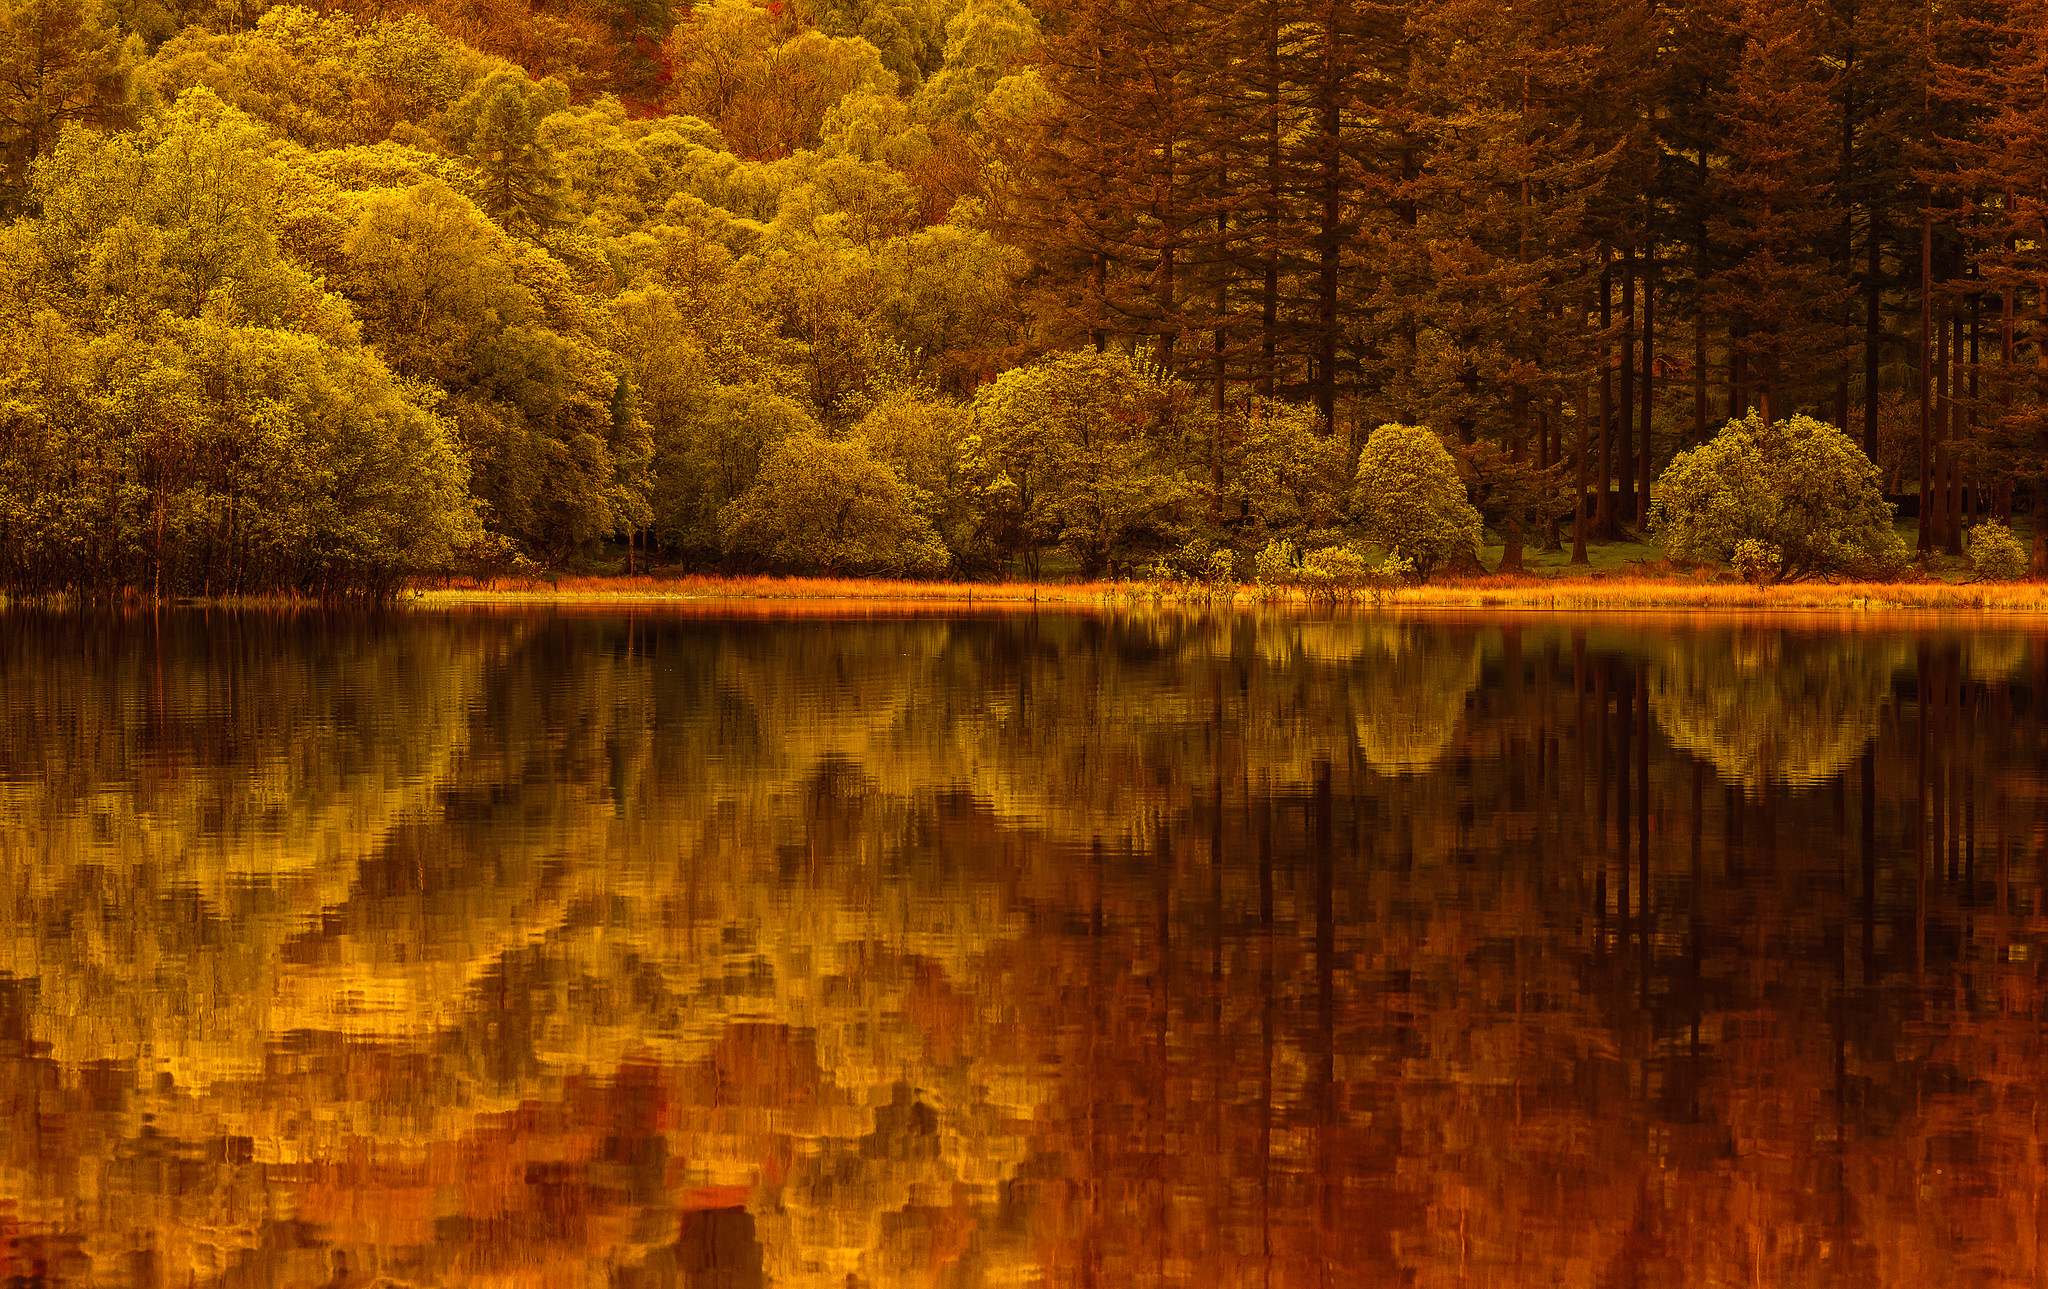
0 608 2043 1287
1647 630 1912 790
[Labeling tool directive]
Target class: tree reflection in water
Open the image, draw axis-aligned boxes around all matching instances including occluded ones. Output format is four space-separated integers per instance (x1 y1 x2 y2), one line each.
0 608 2043 1288
1647 630 1913 790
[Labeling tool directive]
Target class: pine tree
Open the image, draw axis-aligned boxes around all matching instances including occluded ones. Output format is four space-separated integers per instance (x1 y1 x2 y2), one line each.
1390 0 1617 570
1820 0 1918 457
1705 0 1855 424
0 0 127 212
1009 0 1237 371
1937 0 2048 572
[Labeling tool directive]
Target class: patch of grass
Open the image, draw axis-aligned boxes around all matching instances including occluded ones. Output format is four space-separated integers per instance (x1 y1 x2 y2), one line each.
411 571 2048 615
1382 575 2048 612
1478 531 1673 577
1469 512 2038 584
413 573 1126 606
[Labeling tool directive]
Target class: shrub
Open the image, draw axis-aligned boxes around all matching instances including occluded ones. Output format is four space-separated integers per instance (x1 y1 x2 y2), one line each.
1147 538 1237 587
1351 423 1482 579
719 432 950 574
1374 549 1418 584
1253 537 1299 586
1297 545 1373 593
1291 545 1410 602
1968 521 2029 582
1646 411 1899 583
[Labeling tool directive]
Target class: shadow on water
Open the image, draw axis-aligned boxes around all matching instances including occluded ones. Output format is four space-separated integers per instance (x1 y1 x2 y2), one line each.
0 606 2044 1287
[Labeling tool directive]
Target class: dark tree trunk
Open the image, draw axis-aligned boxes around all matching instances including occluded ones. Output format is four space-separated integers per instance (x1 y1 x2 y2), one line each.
1729 316 1747 424
1312 0 1343 431
1597 248 1617 539
1260 6 1280 398
1639 221 1656 523
1573 382 1590 563
1864 204 1882 459
1619 245 1636 524
1917 198 1931 554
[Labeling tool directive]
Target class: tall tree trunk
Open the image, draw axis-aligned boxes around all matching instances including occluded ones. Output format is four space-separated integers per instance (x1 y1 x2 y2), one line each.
1836 39 1856 432
1260 3 1280 398
1093 253 1108 354
1695 148 1710 446
1597 247 1616 539
1639 207 1656 523
1730 316 1747 422
2000 205 2015 523
1933 294 1951 551
1864 203 1882 460
1157 101 1179 380
1312 0 1344 432
1917 196 1932 553
1503 383 1528 572
1967 291 1980 526
1761 198 1778 426
1619 245 1636 524
1212 212 1226 516
1573 382 1591 563
1543 398 1562 551
2036 272 2048 574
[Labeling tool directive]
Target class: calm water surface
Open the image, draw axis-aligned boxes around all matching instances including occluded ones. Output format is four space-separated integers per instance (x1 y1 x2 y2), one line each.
1 607 2045 1287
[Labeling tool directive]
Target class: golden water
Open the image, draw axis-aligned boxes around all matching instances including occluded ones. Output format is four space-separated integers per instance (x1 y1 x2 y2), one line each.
0 608 2043 1287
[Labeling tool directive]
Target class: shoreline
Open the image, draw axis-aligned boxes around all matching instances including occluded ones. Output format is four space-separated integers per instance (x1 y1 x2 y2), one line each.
407 572 2048 614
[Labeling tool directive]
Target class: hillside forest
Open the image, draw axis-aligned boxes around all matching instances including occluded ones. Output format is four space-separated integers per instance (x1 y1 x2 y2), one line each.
4 0 2048 594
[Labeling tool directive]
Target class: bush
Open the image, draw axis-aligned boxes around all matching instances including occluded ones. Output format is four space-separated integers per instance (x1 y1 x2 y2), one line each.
1968 521 2029 582
1646 411 1900 583
1351 423 1482 580
1297 545 1373 593
719 432 950 574
1253 537 1299 586
1146 538 1237 587
1245 538 1409 600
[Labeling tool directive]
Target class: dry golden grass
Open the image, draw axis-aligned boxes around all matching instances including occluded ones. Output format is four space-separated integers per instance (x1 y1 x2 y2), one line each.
414 573 1126 605
1379 572 2048 613
410 570 2048 615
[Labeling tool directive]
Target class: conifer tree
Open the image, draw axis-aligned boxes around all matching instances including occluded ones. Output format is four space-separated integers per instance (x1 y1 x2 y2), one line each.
0 0 128 211
1705 0 1855 424
1937 0 2048 573
1820 0 1918 456
1010 0 1237 370
1389 0 1615 569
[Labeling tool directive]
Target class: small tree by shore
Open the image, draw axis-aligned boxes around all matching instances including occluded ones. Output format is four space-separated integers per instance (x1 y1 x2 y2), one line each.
1350 423 1482 580
1647 412 1908 584
1968 521 2028 582
719 432 950 575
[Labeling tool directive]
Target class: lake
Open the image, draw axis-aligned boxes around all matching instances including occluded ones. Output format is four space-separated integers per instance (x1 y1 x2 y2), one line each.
0 606 2043 1287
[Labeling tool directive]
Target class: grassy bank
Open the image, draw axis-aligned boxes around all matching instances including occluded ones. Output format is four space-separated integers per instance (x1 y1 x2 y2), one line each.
412 573 1126 605
1368 575 2048 612
410 569 2048 613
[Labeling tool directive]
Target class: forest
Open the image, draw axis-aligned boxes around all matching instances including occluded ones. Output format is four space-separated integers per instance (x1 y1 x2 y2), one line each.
3 0 2048 594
